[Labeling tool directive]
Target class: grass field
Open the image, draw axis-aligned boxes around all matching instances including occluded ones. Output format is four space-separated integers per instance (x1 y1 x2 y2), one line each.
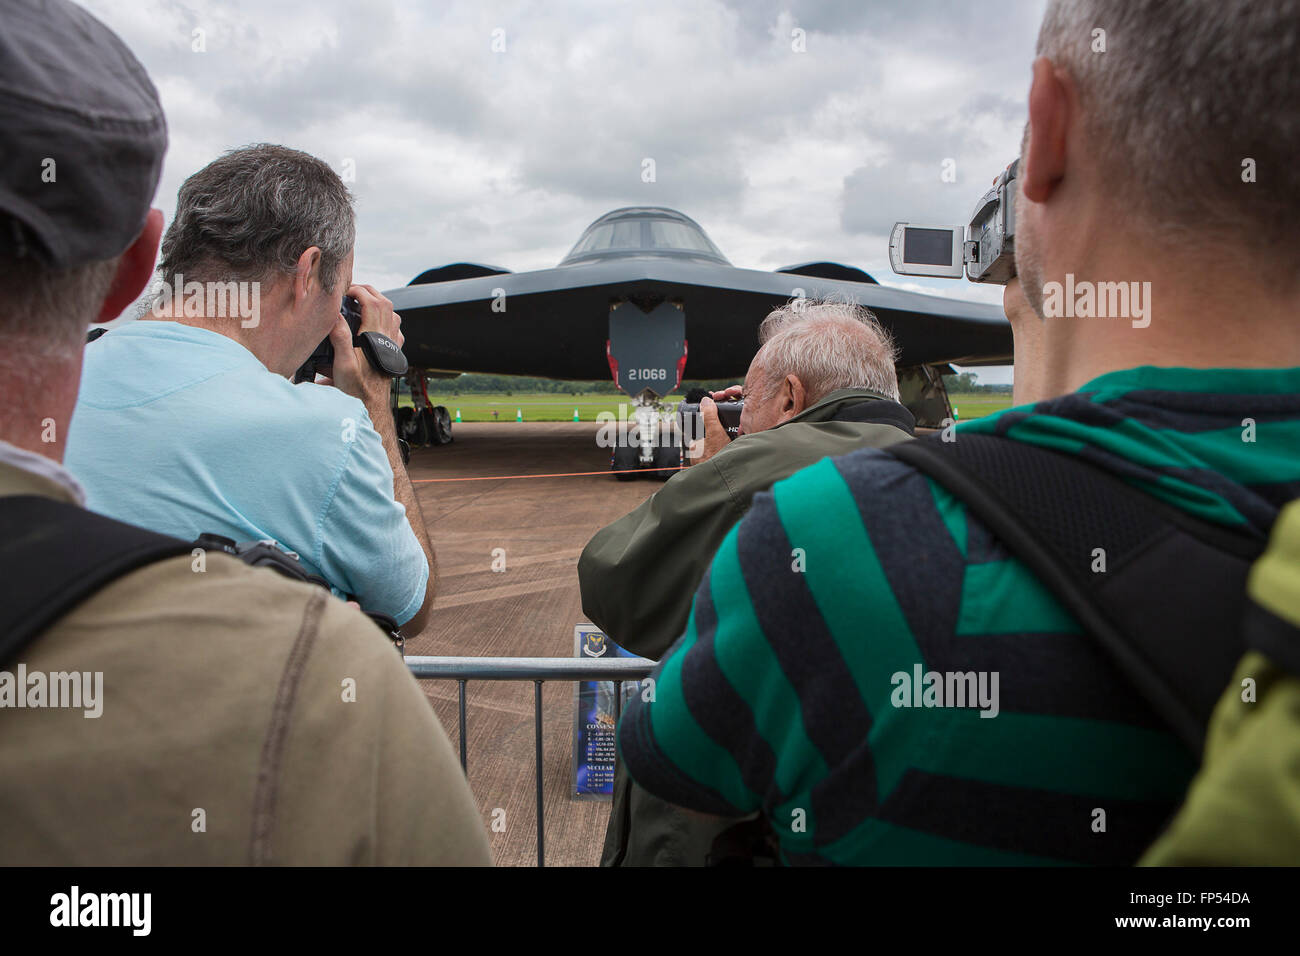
399 391 1015 421
950 394 1014 420
403 393 630 421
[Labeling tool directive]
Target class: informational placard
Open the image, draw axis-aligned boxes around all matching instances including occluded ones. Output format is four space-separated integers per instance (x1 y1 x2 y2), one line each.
572 624 642 800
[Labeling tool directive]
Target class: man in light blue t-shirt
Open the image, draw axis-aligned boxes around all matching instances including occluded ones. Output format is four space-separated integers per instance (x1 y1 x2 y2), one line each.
66 145 435 634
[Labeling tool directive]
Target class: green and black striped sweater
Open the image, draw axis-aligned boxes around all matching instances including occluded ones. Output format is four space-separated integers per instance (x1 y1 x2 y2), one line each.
619 366 1300 864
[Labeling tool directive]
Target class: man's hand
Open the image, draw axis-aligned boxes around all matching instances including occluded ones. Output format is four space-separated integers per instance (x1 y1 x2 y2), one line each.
327 284 403 408
685 396 734 465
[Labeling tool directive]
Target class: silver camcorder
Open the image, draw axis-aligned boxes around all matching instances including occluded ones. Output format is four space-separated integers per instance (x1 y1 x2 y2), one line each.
889 159 1018 285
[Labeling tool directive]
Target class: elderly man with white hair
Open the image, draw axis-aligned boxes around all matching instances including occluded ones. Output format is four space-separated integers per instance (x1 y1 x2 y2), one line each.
579 297 914 866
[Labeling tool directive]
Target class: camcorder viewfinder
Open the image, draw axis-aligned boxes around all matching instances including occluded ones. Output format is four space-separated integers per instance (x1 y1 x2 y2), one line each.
293 295 409 384
678 398 743 444
889 159 1018 285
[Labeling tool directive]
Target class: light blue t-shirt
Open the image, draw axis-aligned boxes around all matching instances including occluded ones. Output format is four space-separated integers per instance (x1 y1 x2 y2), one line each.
66 321 428 624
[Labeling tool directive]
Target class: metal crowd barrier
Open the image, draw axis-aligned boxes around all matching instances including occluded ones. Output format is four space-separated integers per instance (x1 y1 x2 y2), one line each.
406 655 656 866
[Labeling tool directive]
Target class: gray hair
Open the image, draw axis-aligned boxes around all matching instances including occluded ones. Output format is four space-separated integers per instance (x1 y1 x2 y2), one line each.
158 143 354 292
1037 0 1300 261
754 298 900 403
0 253 118 359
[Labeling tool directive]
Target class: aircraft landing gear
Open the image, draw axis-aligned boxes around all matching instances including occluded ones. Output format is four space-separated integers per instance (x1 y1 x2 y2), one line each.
609 392 681 481
612 441 640 481
650 434 682 480
393 373 454 459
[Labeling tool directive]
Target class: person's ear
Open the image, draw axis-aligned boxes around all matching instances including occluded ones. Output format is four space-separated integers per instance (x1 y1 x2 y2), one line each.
291 246 324 309
1022 56 1072 204
790 375 807 411
780 374 807 422
96 208 163 323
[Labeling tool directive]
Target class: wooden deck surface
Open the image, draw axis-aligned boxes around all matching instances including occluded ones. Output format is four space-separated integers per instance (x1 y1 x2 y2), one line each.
403 421 658 866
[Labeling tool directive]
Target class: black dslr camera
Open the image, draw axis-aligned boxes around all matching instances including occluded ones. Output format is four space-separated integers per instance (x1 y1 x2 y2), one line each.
293 295 409 384
678 398 743 444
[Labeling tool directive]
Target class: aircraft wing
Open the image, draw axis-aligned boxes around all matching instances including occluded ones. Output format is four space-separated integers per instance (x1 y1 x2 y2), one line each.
385 256 1011 381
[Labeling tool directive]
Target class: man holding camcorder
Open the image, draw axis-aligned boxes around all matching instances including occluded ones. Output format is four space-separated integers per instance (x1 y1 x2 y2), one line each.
67 145 436 637
617 0 1300 865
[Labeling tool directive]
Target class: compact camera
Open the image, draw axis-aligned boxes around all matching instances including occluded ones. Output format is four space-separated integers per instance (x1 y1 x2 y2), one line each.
677 398 743 444
293 295 409 383
888 160 1018 285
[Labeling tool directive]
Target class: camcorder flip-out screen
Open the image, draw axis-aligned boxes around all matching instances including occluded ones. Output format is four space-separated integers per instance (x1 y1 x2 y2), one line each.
888 223 965 278
904 227 959 266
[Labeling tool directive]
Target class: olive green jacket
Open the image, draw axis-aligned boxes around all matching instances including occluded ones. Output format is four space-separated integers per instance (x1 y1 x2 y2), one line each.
0 461 490 866
579 388 914 661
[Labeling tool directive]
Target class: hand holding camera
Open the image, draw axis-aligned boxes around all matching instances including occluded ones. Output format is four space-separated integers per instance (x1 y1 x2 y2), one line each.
293 285 409 399
681 387 744 465
295 285 410 404
889 159 1018 285
328 284 407 404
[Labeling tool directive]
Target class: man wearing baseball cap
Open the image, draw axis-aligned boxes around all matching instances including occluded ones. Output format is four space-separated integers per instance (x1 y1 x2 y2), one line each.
0 0 489 865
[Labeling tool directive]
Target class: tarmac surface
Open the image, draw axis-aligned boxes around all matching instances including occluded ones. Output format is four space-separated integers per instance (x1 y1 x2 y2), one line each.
403 421 661 867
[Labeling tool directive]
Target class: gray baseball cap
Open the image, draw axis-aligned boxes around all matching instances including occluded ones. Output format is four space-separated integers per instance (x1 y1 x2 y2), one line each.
0 0 167 269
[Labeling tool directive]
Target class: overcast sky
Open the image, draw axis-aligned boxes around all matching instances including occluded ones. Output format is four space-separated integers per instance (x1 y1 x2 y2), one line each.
83 0 1049 384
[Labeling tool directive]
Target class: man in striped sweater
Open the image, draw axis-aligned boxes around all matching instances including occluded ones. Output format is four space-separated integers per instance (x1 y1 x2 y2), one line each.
617 0 1300 864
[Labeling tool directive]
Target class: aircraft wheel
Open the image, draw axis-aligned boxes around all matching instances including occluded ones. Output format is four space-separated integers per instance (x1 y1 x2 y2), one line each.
395 405 416 441
429 405 454 444
410 408 432 446
650 435 682 480
612 442 640 481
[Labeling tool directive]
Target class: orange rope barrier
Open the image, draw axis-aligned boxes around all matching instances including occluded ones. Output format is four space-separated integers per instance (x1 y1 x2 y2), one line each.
412 465 688 483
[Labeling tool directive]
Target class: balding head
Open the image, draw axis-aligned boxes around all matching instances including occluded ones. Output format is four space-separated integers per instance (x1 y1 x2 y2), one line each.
1033 0 1298 267
738 298 900 436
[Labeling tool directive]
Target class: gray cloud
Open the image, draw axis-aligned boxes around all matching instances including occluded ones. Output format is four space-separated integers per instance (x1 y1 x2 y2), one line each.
79 0 1044 366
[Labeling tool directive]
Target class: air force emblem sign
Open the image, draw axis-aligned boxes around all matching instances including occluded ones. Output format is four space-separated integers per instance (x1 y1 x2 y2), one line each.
582 631 608 657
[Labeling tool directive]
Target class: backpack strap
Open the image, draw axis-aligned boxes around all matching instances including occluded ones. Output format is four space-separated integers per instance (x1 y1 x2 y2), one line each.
887 434 1266 755
0 495 195 665
1243 602 1300 678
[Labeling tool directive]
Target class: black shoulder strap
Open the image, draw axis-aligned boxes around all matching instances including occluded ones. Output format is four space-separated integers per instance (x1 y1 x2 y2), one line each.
0 496 195 664
1243 601 1300 678
887 434 1266 755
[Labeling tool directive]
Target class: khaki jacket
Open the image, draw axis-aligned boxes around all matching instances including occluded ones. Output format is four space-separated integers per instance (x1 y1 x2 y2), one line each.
0 462 490 865
579 388 914 660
